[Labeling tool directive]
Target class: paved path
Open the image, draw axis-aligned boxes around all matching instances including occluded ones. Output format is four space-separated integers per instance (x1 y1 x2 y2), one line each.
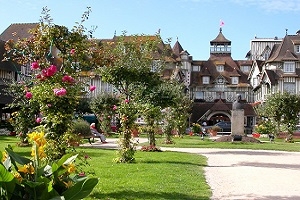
81 138 300 200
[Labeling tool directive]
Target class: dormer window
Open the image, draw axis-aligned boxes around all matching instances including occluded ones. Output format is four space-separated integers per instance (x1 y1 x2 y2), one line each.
192 65 201 71
231 77 239 85
203 76 210 84
240 65 251 73
295 45 300 53
216 65 224 72
283 62 295 73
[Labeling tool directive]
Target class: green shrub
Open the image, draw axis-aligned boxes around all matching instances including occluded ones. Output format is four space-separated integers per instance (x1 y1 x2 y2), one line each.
72 119 91 136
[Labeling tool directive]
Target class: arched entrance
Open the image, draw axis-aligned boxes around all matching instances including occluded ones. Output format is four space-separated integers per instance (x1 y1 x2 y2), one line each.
206 112 230 126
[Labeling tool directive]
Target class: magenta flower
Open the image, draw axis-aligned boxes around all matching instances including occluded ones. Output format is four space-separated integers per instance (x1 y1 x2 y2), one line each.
25 91 32 99
79 172 86 177
70 49 76 55
89 85 96 91
112 105 117 110
124 99 129 103
36 117 42 123
42 65 57 77
62 75 75 83
53 88 67 96
31 62 40 70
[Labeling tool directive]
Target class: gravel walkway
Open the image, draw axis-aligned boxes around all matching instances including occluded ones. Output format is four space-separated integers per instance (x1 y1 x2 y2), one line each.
82 138 300 200
161 147 300 200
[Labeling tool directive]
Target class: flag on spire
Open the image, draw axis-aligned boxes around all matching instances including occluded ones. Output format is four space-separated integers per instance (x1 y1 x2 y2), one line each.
220 20 224 27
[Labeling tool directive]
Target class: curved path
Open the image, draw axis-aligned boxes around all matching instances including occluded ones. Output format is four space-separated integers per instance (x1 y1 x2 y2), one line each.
82 138 300 200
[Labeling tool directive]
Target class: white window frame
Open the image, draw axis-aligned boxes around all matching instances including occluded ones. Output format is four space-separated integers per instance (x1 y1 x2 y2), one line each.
203 76 210 84
283 82 296 93
192 65 200 72
295 45 300 53
216 65 224 72
195 91 204 99
241 65 250 73
283 62 295 73
231 77 239 85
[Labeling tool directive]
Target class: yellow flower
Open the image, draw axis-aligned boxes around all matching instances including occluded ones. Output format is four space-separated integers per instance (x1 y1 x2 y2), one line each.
2 151 7 162
28 131 46 146
63 163 76 174
18 163 35 174
63 180 73 188
13 172 23 183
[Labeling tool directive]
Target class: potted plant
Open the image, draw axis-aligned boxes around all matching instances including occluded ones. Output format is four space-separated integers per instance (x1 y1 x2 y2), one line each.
209 126 221 136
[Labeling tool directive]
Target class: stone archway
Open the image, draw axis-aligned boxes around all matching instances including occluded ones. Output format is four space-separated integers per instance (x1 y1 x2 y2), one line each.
206 111 231 126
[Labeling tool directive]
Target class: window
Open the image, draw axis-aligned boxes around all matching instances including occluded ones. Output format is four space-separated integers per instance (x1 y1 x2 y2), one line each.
253 77 258 87
216 65 224 72
283 82 296 93
231 77 239 84
195 91 204 99
295 45 300 53
192 65 200 71
217 78 223 84
203 76 210 84
240 65 251 73
283 62 295 73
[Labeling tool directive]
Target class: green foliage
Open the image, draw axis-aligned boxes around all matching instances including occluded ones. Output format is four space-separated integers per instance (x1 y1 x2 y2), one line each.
0 132 98 200
3 7 101 159
90 93 119 134
262 92 300 137
254 120 276 135
191 123 202 133
4 80 40 143
71 119 91 136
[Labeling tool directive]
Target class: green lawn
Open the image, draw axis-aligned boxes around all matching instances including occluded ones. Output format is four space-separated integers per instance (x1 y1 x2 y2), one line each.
1 134 300 200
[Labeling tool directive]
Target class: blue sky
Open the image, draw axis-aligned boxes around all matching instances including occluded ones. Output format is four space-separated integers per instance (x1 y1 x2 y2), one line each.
1 0 300 60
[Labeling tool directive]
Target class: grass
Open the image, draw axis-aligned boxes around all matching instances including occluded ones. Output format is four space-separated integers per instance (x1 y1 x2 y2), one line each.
2 134 300 199
0 136 211 200
154 135 300 152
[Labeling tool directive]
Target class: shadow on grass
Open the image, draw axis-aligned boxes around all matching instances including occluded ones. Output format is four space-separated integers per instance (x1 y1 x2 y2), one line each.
90 189 209 200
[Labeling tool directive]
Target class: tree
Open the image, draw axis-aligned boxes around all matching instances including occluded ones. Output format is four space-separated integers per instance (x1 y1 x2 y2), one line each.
90 92 119 135
263 92 300 141
98 33 168 162
4 7 100 159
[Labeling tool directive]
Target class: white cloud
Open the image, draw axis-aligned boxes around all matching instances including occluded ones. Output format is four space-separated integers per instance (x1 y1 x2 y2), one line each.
231 0 300 12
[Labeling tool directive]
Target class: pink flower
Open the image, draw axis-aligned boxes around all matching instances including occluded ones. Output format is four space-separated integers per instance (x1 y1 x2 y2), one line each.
36 117 42 123
124 99 129 103
25 91 32 99
47 104 52 107
42 65 57 77
112 105 117 110
31 62 40 70
79 172 85 177
70 49 76 55
89 85 96 91
53 88 67 96
62 75 75 83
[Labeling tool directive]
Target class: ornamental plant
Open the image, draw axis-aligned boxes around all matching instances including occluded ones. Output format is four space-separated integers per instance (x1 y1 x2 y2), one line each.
4 7 100 159
0 129 98 200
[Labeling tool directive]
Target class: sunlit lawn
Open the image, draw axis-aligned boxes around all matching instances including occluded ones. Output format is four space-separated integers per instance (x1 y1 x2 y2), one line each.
0 136 211 200
1 134 300 199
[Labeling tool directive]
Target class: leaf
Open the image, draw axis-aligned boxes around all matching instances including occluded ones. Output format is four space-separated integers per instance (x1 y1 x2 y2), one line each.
5 148 32 165
0 164 15 182
62 177 99 200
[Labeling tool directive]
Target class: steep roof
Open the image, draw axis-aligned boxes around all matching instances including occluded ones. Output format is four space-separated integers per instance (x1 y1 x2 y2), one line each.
172 40 184 58
267 34 300 62
190 54 249 86
0 23 39 41
210 28 231 45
